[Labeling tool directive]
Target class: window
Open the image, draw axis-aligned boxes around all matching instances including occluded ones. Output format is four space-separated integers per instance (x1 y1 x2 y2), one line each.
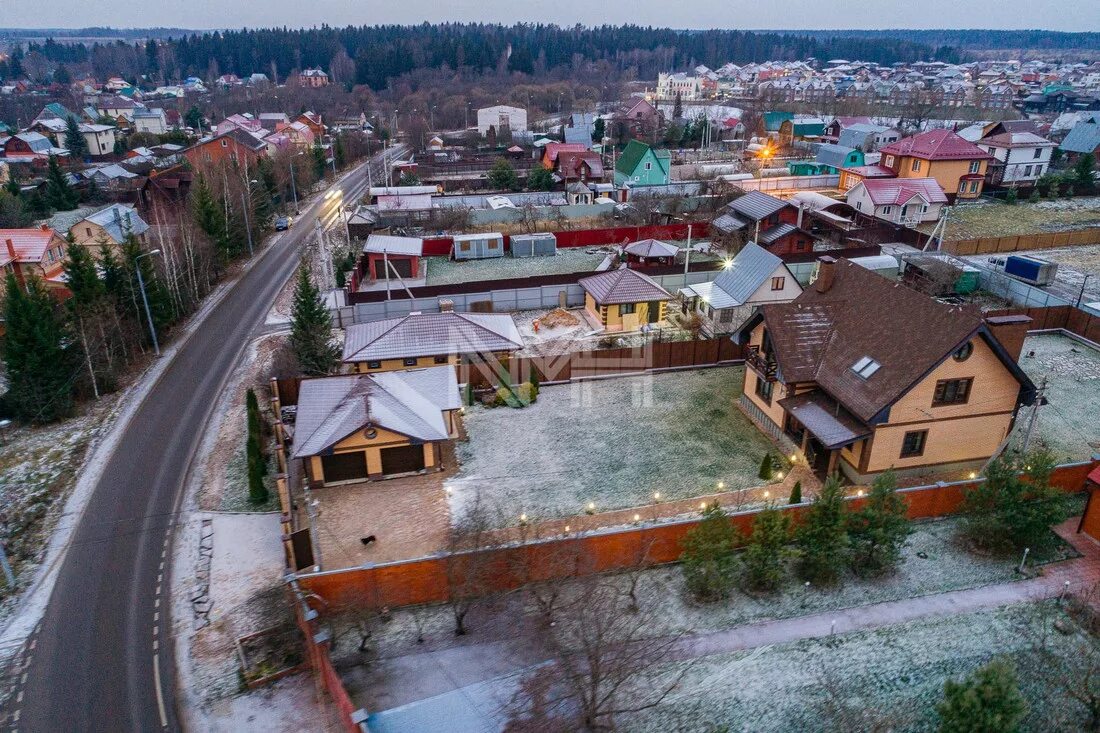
771 276 785 291
220 139 227 147
719 308 734 323
882 206 892 215
1024 165 1032 177
911 159 921 172
433 355 449 364
933 378 972 406
969 181 979 193
487 239 498 249
953 342 973 361
885 155 894 167
851 356 881 379
85 227 92 237
366 360 382 369
644 161 652 171
900 430 927 458
1033 147 1042 159
620 303 637 315
403 358 418 366
969 161 981 174
459 242 471 252
754 372 774 404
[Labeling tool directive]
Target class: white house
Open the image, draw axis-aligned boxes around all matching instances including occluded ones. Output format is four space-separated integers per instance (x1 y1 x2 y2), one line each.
678 242 802 335
132 108 168 135
476 105 527 136
656 72 702 101
37 119 117 157
847 178 947 226
980 131 1057 187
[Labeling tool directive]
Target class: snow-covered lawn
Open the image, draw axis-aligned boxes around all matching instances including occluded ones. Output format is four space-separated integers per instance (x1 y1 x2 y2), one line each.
626 602 1083 732
1012 333 1100 462
450 367 783 523
424 248 612 286
919 196 1100 239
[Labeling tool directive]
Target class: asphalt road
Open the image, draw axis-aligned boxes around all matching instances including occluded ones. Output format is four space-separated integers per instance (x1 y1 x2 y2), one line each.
10 147 398 732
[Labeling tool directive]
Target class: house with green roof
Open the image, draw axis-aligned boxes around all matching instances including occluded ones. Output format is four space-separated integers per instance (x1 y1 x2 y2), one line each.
614 140 671 186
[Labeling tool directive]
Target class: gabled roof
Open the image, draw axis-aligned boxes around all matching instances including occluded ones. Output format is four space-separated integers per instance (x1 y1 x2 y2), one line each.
1060 121 1100 154
579 265 672 304
706 242 790 307
758 222 802 245
557 151 604 178
726 191 789 222
815 143 861 170
0 227 62 264
615 140 670 176
879 129 992 161
543 143 588 163
291 366 460 458
624 239 678 258
342 311 523 363
854 178 948 206
981 131 1056 148
83 204 150 242
737 259 1035 424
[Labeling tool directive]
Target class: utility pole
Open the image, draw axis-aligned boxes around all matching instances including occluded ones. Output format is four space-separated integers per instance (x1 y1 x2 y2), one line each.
240 188 254 257
683 223 692 279
134 250 163 356
288 157 300 213
1021 375 1048 453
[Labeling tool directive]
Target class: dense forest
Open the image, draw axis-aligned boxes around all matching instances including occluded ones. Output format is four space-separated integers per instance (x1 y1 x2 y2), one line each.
786 29 1100 52
2 24 961 90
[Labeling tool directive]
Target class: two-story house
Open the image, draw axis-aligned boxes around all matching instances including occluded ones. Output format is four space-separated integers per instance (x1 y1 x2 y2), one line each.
878 129 993 201
182 128 269 169
980 131 1057 188
845 177 948 226
613 140 671 186
613 99 661 142
1 226 70 295
711 191 815 256
69 204 150 258
734 256 1037 482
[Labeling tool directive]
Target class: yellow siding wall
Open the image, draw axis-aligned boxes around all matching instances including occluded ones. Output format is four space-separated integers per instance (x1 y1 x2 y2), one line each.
742 323 788 428
590 299 667 332
895 157 986 197
865 413 1013 473
308 425 440 484
353 355 458 373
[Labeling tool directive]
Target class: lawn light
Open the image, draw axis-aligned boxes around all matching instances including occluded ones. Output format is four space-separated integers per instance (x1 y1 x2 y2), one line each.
857 489 864 497
633 513 641 523
520 513 528 525
653 492 661 501
565 524 571 533
699 501 707 510
775 472 784 480
723 258 734 270
968 471 977 480
586 501 596 515
444 486 452 496
763 490 770 499
790 453 798 462
717 481 725 490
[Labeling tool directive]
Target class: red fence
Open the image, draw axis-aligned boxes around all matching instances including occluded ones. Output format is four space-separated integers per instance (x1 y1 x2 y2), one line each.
297 460 1097 612
420 222 711 257
292 584 365 732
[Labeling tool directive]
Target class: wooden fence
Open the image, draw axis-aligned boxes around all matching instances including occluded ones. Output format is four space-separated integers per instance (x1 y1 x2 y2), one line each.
942 227 1100 256
296 460 1098 612
986 304 1100 345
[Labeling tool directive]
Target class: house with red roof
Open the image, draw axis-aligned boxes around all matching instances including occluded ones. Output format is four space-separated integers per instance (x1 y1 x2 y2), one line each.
540 142 589 170
845 177 948 226
1 225 70 297
878 129 993 201
555 151 605 183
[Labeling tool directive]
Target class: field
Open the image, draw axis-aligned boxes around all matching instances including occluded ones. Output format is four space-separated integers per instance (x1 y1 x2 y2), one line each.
918 196 1100 239
1012 333 1100 462
450 367 782 524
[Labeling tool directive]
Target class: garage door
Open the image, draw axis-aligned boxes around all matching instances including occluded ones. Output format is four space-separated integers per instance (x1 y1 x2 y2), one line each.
388 258 413 278
320 452 368 483
380 445 426 476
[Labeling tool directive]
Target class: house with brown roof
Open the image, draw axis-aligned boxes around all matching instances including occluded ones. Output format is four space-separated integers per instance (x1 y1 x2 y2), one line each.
182 128 268 169
579 265 672 332
734 257 1037 482
290 365 461 485
878 129 993 201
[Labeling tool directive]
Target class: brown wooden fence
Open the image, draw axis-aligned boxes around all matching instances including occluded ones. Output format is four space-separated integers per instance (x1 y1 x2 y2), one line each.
986 304 1100 345
296 460 1097 612
942 227 1100 256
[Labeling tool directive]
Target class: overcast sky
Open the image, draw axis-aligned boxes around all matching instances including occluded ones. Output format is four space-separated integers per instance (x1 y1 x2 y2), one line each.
1 0 1097 32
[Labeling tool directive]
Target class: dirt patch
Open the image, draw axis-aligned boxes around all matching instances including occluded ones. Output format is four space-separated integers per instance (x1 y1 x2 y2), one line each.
539 307 580 328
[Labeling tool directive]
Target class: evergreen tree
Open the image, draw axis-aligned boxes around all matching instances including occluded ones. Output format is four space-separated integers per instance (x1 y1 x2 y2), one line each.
1074 153 1095 191
672 91 683 120
680 502 740 602
184 105 204 131
796 475 849 585
743 506 790 592
246 388 269 504
44 154 78 211
53 64 71 85
2 273 74 423
190 175 229 260
789 481 802 504
0 189 31 228
847 469 909 577
311 144 327 180
937 659 1026 733
592 117 605 143
758 453 773 480
64 239 117 397
961 450 1067 555
289 264 338 376
5 178 19 197
333 134 347 169
526 166 554 191
487 158 519 191
64 115 89 160
120 234 172 331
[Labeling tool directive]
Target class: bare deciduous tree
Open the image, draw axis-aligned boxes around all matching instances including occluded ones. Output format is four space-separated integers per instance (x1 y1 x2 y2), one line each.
444 492 500 636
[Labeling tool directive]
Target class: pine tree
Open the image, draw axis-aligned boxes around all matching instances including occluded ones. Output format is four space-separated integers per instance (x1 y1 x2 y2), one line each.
672 91 683 120
65 239 116 397
847 469 909 577
312 144 327 180
758 453 773 480
121 234 172 331
487 159 519 191
1074 153 1095 191
0 189 31 228
289 264 338 376
743 506 790 592
246 388 269 504
184 105 204 131
937 659 1027 733
526 167 554 192
190 175 229 260
44 154 78 211
789 481 802 504
333 134 347 169
680 502 740 602
2 273 74 423
64 115 89 160
796 475 849 585
961 450 1067 555
592 117 605 143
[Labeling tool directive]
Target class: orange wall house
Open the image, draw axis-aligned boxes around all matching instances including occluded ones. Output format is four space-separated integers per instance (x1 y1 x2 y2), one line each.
879 129 992 200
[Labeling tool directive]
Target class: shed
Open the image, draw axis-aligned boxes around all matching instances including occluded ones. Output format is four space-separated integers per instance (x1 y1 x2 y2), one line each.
510 233 557 258
847 254 900 280
453 232 505 260
363 234 423 281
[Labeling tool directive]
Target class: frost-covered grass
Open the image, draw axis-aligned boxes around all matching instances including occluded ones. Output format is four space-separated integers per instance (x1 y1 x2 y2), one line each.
624 602 1084 733
219 443 279 512
424 248 611 286
1012 333 1100 462
451 367 784 524
919 196 1100 239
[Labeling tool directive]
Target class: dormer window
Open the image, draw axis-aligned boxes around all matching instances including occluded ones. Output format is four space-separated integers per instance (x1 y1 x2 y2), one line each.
851 356 881 379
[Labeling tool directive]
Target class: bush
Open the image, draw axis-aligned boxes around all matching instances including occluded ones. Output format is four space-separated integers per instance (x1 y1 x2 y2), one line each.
937 658 1027 733
759 453 774 481
681 502 740 602
1004 188 1017 205
789 481 802 504
1065 185 1075 198
743 506 790 592
1028 189 1040 204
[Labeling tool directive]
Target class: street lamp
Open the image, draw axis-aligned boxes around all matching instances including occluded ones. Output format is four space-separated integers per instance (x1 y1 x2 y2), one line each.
134 249 163 356
241 178 256 257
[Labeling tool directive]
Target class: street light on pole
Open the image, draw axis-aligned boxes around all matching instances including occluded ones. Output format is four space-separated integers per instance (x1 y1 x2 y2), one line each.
241 178 256 257
134 249 163 357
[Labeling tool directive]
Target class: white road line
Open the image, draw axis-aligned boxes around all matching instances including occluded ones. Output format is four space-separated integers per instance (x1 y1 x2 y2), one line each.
15 692 22 704
153 612 159 623
156 574 162 584
152 639 158 652
154 598 160 609
152 654 168 729
153 625 158 637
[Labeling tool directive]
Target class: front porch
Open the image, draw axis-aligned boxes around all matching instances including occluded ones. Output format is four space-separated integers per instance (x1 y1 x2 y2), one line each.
778 391 870 480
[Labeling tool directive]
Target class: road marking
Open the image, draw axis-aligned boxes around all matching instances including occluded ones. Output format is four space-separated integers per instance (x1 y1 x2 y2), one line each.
154 598 160 609
153 612 159 622
153 639 158 652
158 561 164 571
152 654 168 729
15 692 22 704
156 573 162 584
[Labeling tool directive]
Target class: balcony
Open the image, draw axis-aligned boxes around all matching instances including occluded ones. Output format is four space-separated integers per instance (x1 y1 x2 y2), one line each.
745 345 778 382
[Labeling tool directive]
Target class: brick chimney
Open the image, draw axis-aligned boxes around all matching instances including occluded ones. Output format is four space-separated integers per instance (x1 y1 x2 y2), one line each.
985 314 1032 362
39 223 50 232
815 256 837 293
438 298 455 313
4 239 15 262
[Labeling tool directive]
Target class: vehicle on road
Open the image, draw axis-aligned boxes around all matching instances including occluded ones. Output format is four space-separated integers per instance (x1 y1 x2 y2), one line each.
275 216 292 231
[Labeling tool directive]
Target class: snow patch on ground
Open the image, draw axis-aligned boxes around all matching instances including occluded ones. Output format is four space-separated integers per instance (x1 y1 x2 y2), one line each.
424 247 613 286
1013 333 1100 461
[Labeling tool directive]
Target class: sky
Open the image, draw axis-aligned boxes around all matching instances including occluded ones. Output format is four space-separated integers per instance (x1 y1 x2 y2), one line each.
1 0 1098 32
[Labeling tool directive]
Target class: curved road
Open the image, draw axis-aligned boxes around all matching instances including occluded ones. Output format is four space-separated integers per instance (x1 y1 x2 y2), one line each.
11 148 397 732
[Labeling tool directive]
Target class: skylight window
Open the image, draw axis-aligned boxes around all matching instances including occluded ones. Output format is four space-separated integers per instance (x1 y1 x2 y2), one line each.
851 356 881 379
